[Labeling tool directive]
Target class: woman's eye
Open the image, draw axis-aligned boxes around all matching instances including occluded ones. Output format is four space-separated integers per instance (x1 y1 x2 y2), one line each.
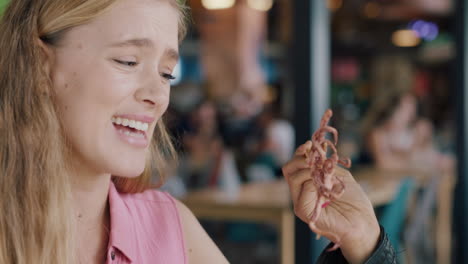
114 59 138 67
162 73 176 80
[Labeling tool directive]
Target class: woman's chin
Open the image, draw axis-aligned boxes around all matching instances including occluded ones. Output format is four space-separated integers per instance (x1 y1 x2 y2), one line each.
110 166 146 178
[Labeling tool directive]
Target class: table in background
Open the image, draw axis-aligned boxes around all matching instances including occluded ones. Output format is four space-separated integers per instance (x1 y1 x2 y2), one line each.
182 180 295 264
182 174 403 264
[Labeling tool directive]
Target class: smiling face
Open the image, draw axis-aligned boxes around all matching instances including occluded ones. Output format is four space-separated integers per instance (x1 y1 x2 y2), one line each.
49 0 179 177
390 93 417 128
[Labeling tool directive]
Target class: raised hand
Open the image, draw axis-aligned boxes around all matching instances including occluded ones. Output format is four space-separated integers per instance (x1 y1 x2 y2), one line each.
282 141 381 263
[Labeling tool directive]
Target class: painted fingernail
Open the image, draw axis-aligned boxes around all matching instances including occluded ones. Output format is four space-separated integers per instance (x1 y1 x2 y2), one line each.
321 201 331 208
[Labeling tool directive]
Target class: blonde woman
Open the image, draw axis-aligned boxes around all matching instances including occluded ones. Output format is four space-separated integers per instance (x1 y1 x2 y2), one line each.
0 0 228 263
0 0 395 263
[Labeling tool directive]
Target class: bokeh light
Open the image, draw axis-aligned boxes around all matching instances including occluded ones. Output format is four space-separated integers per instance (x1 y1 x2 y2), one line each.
327 0 343 12
363 2 381 19
392 29 421 47
202 0 235 10
247 0 273 11
409 20 439 41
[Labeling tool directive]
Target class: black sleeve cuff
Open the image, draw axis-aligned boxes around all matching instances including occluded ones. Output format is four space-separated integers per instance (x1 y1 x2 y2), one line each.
316 226 397 264
363 226 397 264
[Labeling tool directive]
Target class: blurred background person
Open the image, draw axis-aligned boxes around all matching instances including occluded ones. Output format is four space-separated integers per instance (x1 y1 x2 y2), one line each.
363 91 454 173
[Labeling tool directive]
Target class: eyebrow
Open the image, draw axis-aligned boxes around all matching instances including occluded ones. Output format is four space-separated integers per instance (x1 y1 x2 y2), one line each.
110 38 179 61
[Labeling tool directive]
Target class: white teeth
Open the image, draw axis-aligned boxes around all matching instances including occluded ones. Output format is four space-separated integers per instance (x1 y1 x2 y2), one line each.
135 121 142 130
112 117 151 132
119 129 144 138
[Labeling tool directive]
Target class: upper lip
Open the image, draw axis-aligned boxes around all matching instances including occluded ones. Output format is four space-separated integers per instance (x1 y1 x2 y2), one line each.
113 114 155 124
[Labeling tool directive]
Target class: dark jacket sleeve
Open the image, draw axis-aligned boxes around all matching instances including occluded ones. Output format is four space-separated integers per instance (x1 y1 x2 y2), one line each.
316 226 397 264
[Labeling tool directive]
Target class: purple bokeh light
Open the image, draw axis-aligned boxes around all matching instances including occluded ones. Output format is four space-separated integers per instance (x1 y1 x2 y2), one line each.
408 20 439 41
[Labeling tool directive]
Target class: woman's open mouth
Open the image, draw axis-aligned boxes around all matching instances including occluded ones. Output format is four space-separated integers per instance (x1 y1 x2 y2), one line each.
111 116 151 148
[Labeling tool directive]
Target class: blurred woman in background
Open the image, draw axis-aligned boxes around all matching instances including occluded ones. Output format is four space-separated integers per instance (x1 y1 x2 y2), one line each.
363 92 454 173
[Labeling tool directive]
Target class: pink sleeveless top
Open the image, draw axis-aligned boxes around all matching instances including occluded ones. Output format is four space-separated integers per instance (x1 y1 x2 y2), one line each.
105 182 187 264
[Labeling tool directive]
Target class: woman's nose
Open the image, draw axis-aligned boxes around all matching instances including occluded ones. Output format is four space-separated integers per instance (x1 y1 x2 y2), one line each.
134 74 170 109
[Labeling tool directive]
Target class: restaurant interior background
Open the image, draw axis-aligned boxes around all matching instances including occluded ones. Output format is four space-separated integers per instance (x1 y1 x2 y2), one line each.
1 0 466 263
161 0 460 263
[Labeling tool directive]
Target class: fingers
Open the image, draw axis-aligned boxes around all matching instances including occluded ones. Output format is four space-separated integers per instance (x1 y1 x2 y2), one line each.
300 179 327 221
333 166 354 182
293 179 320 222
286 169 312 203
307 193 325 223
286 167 354 204
282 155 310 178
309 221 341 246
282 141 313 177
295 140 312 156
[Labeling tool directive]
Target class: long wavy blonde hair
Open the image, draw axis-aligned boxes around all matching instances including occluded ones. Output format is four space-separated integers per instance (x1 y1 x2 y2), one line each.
0 0 187 263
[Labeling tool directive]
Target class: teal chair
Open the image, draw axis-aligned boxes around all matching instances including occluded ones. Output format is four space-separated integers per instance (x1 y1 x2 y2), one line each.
376 177 415 255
